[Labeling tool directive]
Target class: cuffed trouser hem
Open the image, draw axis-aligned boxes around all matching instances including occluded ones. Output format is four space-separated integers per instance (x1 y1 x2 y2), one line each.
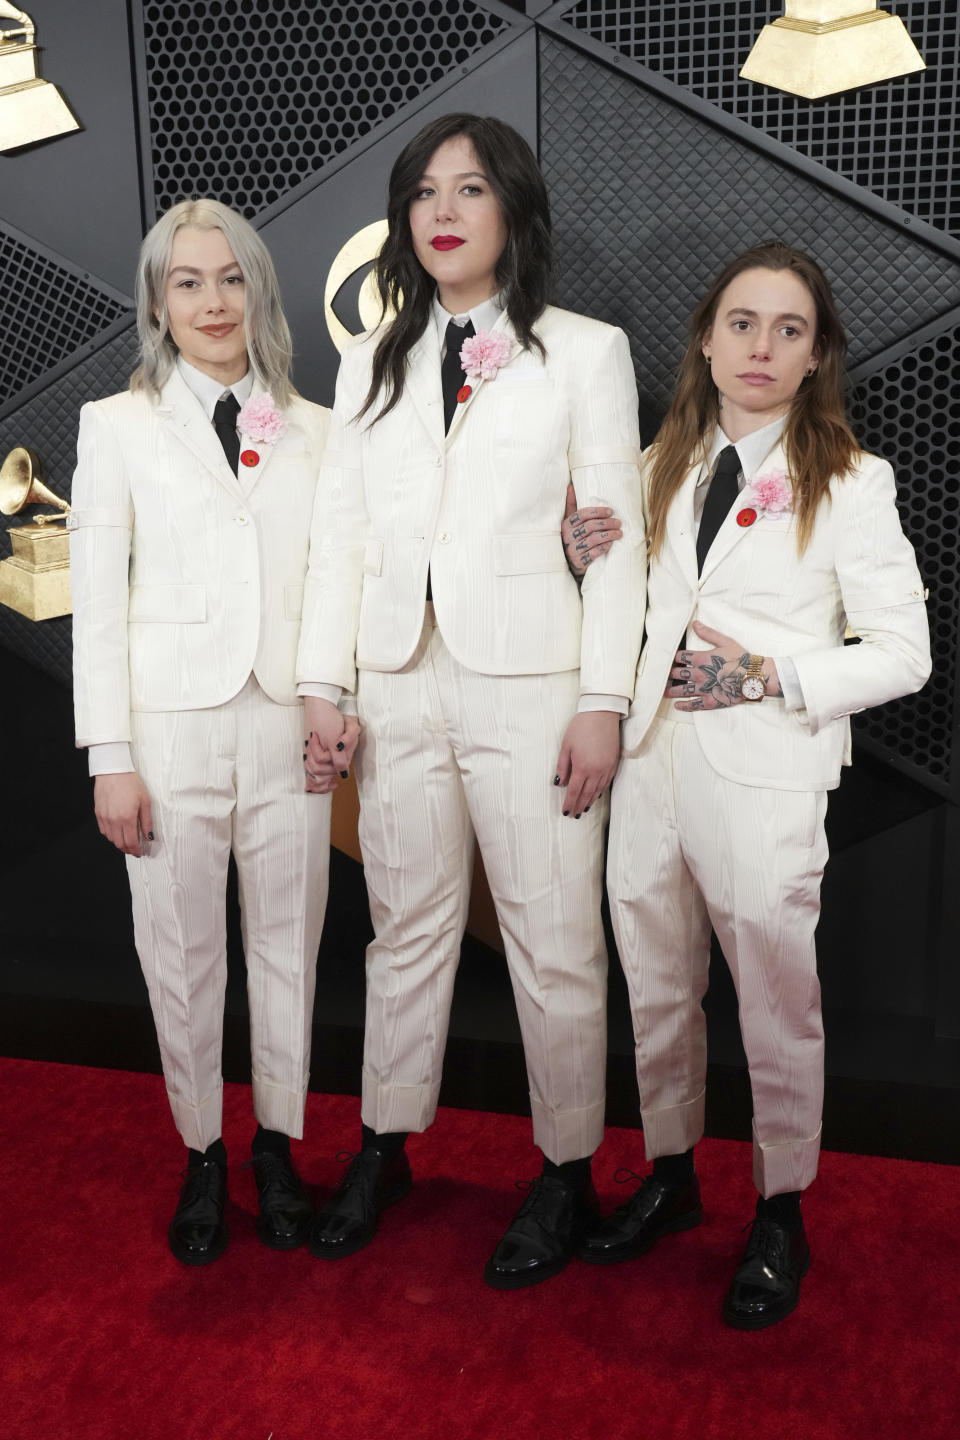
169 1083 223 1154
753 1120 821 1197
361 1070 441 1137
531 1096 606 1167
253 1074 308 1141
640 1088 706 1162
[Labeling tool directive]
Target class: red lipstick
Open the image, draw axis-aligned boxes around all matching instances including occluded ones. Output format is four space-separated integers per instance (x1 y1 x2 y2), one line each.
431 235 465 250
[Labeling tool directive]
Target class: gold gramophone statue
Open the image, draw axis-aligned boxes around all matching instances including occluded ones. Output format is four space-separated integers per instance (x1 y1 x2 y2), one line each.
0 3 79 152
0 446 71 619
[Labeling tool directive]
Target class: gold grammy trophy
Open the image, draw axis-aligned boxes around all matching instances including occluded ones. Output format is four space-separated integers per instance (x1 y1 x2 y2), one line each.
0 3 79 151
0 447 72 619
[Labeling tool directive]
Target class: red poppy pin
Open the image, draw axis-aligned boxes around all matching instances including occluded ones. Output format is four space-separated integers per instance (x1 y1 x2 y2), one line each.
736 508 757 527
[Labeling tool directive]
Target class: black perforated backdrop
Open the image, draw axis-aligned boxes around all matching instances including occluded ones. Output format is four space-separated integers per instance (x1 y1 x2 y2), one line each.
2 2 959 1069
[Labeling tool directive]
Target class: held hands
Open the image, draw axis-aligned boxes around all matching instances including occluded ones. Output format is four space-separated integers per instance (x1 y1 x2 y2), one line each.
554 710 621 817
561 483 623 578
303 697 360 794
666 622 781 711
94 772 153 857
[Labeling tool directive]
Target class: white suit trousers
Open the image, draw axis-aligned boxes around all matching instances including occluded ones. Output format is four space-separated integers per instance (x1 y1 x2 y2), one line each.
608 703 827 1196
126 676 332 1151
354 610 608 1164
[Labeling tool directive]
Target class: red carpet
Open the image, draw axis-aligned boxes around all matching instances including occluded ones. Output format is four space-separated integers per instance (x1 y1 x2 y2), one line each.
2 1056 958 1440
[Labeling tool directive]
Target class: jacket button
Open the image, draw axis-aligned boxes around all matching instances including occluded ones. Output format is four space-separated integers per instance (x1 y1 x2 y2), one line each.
438 531 451 543
236 513 250 525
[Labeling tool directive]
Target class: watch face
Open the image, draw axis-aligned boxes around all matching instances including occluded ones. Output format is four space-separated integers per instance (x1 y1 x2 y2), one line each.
741 676 765 702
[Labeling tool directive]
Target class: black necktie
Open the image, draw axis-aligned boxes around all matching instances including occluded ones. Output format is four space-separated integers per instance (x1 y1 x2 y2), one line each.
213 392 241 474
696 444 741 574
441 318 475 433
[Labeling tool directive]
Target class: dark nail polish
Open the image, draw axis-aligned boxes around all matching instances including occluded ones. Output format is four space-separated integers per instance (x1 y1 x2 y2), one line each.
575 814 582 820
563 810 569 816
147 831 154 840
584 806 590 813
336 741 345 751
553 775 561 785
340 770 348 779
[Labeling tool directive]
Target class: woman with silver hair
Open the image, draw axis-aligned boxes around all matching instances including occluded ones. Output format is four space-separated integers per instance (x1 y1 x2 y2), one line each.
70 199 334 1265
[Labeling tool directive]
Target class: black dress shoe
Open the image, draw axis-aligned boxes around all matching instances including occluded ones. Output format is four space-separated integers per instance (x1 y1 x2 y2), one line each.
484 1176 601 1290
251 1150 313 1250
309 1146 412 1260
722 1214 811 1330
168 1158 229 1266
578 1173 702 1265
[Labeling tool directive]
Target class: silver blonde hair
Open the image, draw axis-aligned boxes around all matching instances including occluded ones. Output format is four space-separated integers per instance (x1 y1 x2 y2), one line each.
131 198 295 406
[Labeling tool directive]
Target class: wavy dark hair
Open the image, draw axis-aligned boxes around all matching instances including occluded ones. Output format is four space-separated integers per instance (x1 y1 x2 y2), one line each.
647 240 861 558
359 113 552 422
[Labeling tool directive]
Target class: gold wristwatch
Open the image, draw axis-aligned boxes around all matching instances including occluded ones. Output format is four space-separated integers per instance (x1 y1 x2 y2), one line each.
740 655 766 702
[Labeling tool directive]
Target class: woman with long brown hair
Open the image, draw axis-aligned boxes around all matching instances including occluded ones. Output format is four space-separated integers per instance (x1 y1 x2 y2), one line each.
298 112 646 1287
571 241 930 1327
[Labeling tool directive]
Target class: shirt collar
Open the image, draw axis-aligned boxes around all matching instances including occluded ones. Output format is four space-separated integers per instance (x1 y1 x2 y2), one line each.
177 356 254 422
432 292 504 351
704 413 787 480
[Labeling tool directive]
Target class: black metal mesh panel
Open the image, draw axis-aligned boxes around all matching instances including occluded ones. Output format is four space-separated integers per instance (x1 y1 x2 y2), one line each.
142 0 511 218
0 325 140 688
541 35 960 424
0 225 130 409
562 1 960 240
850 327 960 791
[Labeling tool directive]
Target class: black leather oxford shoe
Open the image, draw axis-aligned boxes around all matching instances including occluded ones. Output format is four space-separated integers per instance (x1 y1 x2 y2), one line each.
484 1176 601 1289
168 1158 229 1266
308 1146 412 1259
722 1213 811 1330
578 1173 703 1264
251 1150 313 1250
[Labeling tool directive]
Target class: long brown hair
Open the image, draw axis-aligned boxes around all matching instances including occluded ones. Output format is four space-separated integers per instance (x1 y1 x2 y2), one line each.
359 113 551 423
646 241 860 558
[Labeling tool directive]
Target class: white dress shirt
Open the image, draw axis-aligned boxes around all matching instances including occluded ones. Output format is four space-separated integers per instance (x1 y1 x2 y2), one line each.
696 414 803 711
88 360 254 776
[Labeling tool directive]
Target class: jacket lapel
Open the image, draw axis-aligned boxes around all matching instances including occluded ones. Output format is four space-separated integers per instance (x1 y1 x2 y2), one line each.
155 368 246 505
403 326 445 450
663 461 702 586
698 440 788 583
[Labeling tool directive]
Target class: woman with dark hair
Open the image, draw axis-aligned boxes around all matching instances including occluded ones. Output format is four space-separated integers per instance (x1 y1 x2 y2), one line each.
568 242 930 1327
70 200 334 1265
299 112 646 1287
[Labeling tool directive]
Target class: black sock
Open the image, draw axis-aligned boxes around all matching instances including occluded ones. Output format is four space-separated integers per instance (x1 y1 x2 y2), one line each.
652 1149 695 1186
757 1191 802 1228
542 1155 592 1191
251 1125 290 1159
187 1137 227 1171
361 1124 408 1160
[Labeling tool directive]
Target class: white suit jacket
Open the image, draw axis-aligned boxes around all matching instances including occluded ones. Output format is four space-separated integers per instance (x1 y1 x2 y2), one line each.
622 442 931 790
70 368 330 747
297 305 646 696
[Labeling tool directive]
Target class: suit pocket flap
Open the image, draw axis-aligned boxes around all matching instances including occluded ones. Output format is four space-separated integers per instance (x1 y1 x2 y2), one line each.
493 532 566 576
128 584 207 623
284 582 304 620
363 538 384 576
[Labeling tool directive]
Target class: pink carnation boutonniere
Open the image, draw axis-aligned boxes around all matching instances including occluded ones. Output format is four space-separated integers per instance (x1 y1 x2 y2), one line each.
237 393 287 444
751 469 794 519
459 329 513 382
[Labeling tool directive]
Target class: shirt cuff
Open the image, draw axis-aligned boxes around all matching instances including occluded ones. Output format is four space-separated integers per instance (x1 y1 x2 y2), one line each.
578 693 629 716
773 656 805 712
297 683 343 704
88 742 135 776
